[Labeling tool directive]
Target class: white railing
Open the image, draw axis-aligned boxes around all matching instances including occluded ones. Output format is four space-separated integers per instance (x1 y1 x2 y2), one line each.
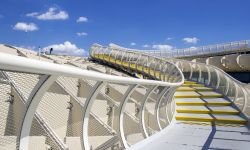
90 41 250 149
90 44 184 83
109 40 250 58
172 58 250 116
154 40 249 58
96 44 250 122
0 52 183 150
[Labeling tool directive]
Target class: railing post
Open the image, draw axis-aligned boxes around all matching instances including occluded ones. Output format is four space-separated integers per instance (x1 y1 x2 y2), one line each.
114 50 120 65
215 69 220 89
135 55 142 71
155 87 170 130
82 81 106 150
206 66 211 86
189 62 193 80
147 57 151 75
159 62 166 81
157 87 176 126
118 84 137 149
96 46 103 59
198 65 202 83
19 75 59 150
108 48 114 63
120 51 126 66
139 86 157 138
153 60 158 78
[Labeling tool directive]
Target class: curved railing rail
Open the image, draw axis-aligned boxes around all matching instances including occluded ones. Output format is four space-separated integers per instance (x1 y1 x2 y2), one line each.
110 40 250 58
0 52 183 150
101 40 250 119
90 43 250 150
90 44 184 83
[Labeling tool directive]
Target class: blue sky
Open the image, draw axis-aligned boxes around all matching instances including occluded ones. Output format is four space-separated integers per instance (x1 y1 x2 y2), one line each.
0 0 249 56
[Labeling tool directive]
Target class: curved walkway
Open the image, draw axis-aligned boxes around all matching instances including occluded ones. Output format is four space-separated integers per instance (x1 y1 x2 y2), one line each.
90 44 250 150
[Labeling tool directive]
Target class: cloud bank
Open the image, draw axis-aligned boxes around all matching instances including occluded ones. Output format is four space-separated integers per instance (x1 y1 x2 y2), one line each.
27 7 69 20
13 22 38 32
43 41 85 56
77 16 88 23
152 44 173 50
183 37 199 44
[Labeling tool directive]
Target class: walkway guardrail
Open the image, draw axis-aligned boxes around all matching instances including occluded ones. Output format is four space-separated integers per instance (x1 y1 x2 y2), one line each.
0 52 183 150
110 40 250 58
97 44 250 125
147 40 249 58
91 44 250 117
91 43 250 149
90 44 184 83
172 59 250 117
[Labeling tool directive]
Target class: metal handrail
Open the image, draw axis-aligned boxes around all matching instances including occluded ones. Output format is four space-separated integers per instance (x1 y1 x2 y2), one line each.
89 44 184 84
109 40 250 58
0 52 182 87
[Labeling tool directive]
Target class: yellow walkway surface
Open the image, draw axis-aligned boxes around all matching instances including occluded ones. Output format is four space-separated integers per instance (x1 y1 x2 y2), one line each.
175 81 247 125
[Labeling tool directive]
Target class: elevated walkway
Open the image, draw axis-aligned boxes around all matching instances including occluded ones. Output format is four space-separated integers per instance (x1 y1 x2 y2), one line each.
141 40 250 59
0 43 250 149
90 44 250 149
109 40 250 73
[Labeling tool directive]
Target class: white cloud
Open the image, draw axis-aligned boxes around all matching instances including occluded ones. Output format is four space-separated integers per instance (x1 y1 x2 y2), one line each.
166 37 174 40
130 42 136 46
43 41 85 56
27 7 69 20
142 44 150 48
77 32 88 37
183 37 199 44
152 44 173 50
13 22 38 32
77 16 88 23
26 12 39 17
